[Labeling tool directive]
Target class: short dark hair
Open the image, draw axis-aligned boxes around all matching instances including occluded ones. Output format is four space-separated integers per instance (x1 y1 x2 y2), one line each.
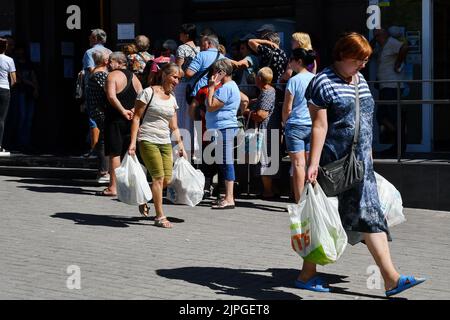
291 48 317 66
181 24 197 41
0 38 7 54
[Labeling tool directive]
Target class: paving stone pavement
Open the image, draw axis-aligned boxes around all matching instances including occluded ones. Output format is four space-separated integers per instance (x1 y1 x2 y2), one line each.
0 175 449 300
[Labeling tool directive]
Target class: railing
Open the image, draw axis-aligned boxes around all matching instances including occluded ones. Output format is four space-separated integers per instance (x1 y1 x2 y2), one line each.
367 79 450 162
239 79 450 162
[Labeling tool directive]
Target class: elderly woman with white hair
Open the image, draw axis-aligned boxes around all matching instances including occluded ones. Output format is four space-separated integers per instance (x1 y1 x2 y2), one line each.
128 35 154 83
206 59 241 210
85 49 110 183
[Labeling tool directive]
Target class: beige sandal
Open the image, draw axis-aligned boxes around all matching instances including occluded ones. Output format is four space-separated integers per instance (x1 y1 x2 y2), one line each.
154 216 172 229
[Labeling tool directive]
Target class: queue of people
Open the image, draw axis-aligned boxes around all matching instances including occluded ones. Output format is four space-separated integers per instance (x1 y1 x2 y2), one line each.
57 23 429 298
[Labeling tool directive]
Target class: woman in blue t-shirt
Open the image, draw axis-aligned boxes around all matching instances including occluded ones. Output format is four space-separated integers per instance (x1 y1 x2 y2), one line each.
206 59 241 210
282 48 316 203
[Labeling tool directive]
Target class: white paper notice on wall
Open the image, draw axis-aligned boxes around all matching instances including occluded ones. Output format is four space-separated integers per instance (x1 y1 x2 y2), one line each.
117 23 135 40
0 30 12 37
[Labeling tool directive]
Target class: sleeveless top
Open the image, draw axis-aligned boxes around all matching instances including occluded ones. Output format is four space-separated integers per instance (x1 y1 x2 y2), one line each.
105 69 138 122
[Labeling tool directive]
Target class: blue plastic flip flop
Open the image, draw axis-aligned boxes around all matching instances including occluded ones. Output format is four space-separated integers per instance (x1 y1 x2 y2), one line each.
294 276 331 293
386 275 426 297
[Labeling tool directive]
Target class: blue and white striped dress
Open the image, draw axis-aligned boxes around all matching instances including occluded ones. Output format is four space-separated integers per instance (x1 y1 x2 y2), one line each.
306 67 390 245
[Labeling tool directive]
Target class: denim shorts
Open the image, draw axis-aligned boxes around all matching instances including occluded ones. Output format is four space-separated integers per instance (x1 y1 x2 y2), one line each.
89 117 98 129
285 124 311 153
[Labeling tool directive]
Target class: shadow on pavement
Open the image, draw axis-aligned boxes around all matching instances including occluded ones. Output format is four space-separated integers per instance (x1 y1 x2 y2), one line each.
157 267 403 300
157 267 303 300
18 185 99 196
51 212 185 228
7 178 103 188
196 200 286 213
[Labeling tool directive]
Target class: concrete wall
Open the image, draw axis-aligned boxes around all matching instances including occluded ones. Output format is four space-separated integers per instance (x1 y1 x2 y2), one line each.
374 161 450 212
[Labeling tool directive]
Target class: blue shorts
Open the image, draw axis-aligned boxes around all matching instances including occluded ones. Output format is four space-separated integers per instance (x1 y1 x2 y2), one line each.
89 117 98 129
285 124 311 153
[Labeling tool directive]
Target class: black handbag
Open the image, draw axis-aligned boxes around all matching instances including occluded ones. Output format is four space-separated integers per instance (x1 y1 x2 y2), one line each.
317 76 364 197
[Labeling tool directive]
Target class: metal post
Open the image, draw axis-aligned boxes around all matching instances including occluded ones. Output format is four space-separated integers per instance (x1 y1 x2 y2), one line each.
396 81 402 162
247 162 250 196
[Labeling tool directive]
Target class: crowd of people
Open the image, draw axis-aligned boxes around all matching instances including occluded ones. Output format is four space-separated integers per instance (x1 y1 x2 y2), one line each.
77 24 412 215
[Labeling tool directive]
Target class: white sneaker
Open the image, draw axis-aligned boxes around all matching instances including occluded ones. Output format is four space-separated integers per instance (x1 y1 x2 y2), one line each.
0 148 10 157
97 174 110 184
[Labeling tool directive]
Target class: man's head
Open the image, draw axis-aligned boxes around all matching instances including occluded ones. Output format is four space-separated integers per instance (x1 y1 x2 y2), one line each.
262 32 281 46
108 52 127 71
0 38 7 55
89 29 107 47
3 35 14 56
374 28 389 45
201 34 219 51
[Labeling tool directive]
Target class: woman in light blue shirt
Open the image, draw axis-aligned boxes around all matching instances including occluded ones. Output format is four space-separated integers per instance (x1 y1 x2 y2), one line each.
206 59 241 210
282 48 316 203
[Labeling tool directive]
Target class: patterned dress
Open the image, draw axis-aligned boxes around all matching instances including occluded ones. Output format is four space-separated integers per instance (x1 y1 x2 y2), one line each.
86 71 108 131
255 87 277 176
305 67 390 245
128 52 154 75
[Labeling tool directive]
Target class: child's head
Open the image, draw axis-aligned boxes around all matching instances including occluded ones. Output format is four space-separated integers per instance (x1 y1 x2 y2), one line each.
256 67 273 88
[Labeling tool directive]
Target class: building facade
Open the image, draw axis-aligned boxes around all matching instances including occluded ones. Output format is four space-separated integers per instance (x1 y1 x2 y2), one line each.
0 0 447 155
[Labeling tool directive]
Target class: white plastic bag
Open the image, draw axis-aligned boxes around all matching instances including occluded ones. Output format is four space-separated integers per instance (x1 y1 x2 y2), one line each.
288 183 348 266
167 157 205 207
375 172 406 228
115 154 152 206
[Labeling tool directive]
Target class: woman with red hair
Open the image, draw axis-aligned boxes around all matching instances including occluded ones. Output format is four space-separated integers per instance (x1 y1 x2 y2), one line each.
298 33 426 297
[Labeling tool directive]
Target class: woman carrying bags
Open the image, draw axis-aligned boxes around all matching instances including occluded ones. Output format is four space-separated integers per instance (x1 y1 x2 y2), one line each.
128 63 187 229
299 32 425 297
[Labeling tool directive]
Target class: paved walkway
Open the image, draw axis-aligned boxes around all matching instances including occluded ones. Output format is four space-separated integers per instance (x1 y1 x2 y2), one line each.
0 175 448 300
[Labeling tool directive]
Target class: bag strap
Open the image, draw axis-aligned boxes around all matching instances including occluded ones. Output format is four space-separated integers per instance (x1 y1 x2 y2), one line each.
185 43 198 55
352 75 360 150
245 111 253 130
140 87 155 126
137 52 150 63
191 50 221 89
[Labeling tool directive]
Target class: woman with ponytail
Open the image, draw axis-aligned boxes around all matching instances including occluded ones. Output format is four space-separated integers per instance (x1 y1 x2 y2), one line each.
282 48 316 203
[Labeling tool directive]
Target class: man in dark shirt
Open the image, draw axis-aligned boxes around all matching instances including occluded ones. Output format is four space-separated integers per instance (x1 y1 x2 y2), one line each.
248 32 288 85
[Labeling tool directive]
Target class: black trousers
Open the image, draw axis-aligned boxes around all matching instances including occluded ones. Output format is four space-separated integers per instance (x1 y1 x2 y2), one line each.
0 88 11 147
376 87 407 152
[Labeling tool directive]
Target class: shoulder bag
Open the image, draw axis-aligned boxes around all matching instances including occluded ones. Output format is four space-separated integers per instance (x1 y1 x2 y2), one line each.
317 76 365 197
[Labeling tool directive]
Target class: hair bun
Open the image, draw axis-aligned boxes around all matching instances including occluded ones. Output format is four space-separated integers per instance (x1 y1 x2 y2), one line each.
307 50 317 60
